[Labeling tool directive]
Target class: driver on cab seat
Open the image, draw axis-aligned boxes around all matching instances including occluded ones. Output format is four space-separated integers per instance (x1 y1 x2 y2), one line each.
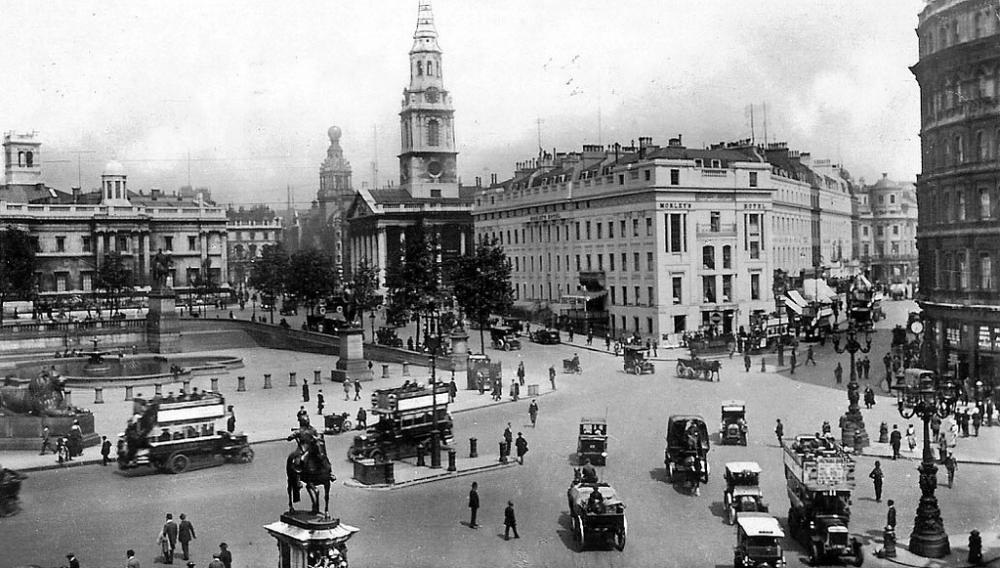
581 459 598 484
587 486 606 513
572 353 580 368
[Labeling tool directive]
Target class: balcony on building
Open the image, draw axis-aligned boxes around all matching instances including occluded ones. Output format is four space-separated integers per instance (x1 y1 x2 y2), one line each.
696 222 737 238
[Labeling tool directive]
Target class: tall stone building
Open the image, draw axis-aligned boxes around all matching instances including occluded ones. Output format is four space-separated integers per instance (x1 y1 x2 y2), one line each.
912 0 1000 385
854 174 918 287
347 0 474 289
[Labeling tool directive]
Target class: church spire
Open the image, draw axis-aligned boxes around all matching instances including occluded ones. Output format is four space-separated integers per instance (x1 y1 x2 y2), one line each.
411 1 440 54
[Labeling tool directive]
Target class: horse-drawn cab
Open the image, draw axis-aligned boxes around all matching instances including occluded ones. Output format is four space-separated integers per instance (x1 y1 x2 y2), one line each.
720 400 748 445
664 415 711 495
675 356 721 381
623 346 655 375
734 513 786 568
567 476 627 551
0 467 27 517
563 354 582 374
577 418 608 466
724 461 767 525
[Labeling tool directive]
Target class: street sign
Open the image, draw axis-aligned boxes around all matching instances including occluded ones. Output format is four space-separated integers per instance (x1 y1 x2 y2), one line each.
711 312 723 324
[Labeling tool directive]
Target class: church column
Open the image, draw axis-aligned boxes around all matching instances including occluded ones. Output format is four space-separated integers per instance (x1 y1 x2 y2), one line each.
131 232 140 283
95 230 105 265
376 227 387 288
220 232 229 285
142 232 151 286
200 231 209 263
459 228 467 255
108 231 117 253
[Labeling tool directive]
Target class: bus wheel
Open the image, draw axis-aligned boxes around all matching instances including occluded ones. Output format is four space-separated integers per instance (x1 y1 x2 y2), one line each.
168 452 190 474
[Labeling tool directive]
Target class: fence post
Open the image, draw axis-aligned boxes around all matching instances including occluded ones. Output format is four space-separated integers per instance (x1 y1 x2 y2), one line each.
94 387 104 404
210 377 220 392
382 364 390 379
263 374 272 389
124 385 134 401
288 371 297 387
237 376 247 392
314 369 322 385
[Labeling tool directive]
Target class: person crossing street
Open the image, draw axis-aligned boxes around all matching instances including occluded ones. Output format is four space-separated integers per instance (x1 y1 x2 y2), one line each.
869 461 884 502
528 400 538 428
805 345 816 365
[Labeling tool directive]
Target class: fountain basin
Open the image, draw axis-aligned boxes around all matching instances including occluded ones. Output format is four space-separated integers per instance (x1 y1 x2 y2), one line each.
2 354 243 387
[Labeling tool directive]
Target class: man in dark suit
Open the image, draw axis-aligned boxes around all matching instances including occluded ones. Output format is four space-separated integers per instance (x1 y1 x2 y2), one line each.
889 425 902 460
217 543 232 568
504 501 519 540
162 513 179 564
178 513 196 560
886 500 896 529
100 436 112 466
468 482 480 528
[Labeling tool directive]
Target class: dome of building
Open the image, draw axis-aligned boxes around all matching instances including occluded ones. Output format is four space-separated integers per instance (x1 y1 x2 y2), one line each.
103 160 126 176
328 126 342 143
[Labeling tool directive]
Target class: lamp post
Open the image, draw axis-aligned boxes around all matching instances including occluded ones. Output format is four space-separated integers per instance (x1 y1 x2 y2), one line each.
370 312 377 344
428 310 444 469
831 320 873 449
895 373 959 558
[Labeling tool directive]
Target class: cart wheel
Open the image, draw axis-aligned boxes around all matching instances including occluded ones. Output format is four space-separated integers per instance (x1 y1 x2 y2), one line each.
504 343 511 352
239 447 255 463
728 506 736 525
675 363 685 377
809 542 823 566
168 452 190 474
571 515 579 541
369 449 385 463
666 462 675 482
686 368 697 379
577 518 585 548
615 516 627 551
342 419 353 431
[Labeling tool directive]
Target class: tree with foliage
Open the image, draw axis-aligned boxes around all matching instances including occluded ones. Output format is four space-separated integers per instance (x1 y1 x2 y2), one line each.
0 228 37 327
248 243 289 324
449 239 514 353
384 225 440 344
346 257 380 332
286 248 338 315
96 251 134 316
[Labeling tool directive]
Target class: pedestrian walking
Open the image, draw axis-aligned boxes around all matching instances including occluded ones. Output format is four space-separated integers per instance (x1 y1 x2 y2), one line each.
938 431 949 463
161 513 178 564
864 386 876 409
883 352 892 378
789 349 796 374
354 379 362 401
317 390 325 415
869 461 884 502
972 408 982 436
515 432 528 464
760 356 766 372
510 380 520 401
226 406 236 434
477 371 486 395
890 425 902 460
834 362 843 384
528 399 538 428
101 435 112 466
356 407 367 430
178 514 196 561
568 327 574 342
517 362 525 387
605 335 611 351
652 340 658 357
856 359 864 381
744 353 751 373
302 381 310 403
125 549 141 568
503 423 513 450
806 345 816 365
906 424 917 452
296 406 309 427
774 419 784 445
448 378 457 403
217 544 232 568
40 426 52 455
887 500 896 529
944 452 957 487
879 421 889 443
862 356 871 380
503 501 520 540
343 378 352 401
931 414 942 440
468 481 480 528
207 553 224 568
549 365 556 390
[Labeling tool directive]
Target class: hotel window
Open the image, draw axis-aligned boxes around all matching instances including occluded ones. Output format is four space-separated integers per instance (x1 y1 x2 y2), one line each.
749 171 758 187
620 220 626 237
634 316 640 332
711 159 721 168
586 221 591 240
957 191 966 221
667 213 687 252
634 286 641 305
555 256 559 271
586 254 592 270
981 188 991 219
118 235 130 252
608 221 614 238
188 236 198 251
633 253 640 271
633 219 639 237
702 276 717 303
877 226 884 237
703 245 715 269
575 255 581 271
674 315 687 333
56 236 65 252
722 275 732 302
672 276 682 304
647 252 654 271
621 253 627 272
722 245 732 269
893 225 899 236
670 169 679 185
164 236 173 251
610 287 616 305
622 286 628 305
514 257 520 271
609 254 615 271
644 169 651 181
597 254 603 270
619 174 625 185
749 241 760 259
647 317 654 334
82 236 92 253
597 223 603 239
575 222 580 240
648 286 654 305
958 252 968 290
981 253 992 290
750 273 760 300
646 217 653 236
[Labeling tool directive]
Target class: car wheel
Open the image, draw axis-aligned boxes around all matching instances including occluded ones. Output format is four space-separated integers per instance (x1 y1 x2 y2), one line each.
504 344 511 352
342 419 353 431
675 363 685 377
168 452 190 474
369 449 385 463
239 447 255 463
577 519 585 548
667 462 675 482
728 507 736 525
614 517 627 551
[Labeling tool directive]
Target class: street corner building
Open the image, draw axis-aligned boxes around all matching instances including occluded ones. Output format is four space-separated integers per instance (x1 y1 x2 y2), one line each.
911 0 1000 391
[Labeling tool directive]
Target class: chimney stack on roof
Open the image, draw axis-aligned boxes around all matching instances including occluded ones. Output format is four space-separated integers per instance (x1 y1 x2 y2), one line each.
668 135 683 148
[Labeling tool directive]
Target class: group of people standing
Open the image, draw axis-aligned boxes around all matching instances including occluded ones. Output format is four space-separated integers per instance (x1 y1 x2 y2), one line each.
154 513 231 568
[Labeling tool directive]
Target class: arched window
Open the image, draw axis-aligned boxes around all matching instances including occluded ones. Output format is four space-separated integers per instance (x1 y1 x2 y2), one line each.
25 152 33 168
426 60 433 76
940 24 948 48
702 245 715 270
722 245 732 269
416 61 423 76
17 151 24 166
976 130 986 161
427 119 440 146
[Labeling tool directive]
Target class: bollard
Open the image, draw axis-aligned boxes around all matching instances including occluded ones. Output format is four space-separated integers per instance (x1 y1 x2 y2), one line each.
416 442 426 467
94 387 104 404
402 361 410 376
499 441 508 464
383 461 396 485
155 383 163 396
448 448 457 472
211 377 220 392
382 364 390 379
288 371 297 387
182 380 191 393
470 437 478 458
969 530 983 565
263 374 272 389
124 385 134 401
236 376 246 392
314 369 322 385
882 525 897 558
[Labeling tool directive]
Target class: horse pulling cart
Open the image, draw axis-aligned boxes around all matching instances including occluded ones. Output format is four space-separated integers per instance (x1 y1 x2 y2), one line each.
675 357 721 381
567 477 627 551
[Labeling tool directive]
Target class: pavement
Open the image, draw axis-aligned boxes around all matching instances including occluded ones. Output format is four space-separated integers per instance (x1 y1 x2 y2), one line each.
0 345 559 477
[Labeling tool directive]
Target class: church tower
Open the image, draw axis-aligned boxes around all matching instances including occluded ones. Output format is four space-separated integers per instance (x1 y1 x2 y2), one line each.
398 0 458 199
317 125 353 272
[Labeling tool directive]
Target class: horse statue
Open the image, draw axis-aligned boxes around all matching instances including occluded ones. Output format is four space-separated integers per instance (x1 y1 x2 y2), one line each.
286 425 336 517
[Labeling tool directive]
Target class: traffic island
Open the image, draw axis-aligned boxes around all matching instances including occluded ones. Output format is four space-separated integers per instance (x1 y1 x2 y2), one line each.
344 454 518 490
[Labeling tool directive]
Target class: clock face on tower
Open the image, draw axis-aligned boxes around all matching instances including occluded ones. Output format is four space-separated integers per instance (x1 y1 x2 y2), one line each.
427 160 443 177
424 87 439 103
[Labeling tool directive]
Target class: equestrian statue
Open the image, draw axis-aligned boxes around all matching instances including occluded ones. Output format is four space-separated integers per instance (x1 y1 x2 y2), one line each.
286 417 336 517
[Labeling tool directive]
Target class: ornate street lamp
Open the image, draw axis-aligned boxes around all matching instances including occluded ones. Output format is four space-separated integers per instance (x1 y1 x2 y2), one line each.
831 321 873 449
895 373 959 558
427 312 445 469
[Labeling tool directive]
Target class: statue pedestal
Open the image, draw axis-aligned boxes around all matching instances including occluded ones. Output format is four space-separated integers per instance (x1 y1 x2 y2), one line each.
332 327 373 383
840 409 870 449
147 290 180 354
450 330 469 373
264 511 359 568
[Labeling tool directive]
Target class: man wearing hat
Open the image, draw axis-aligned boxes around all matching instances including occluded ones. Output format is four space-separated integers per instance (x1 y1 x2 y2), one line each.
217 544 232 568
207 553 225 568
65 553 80 568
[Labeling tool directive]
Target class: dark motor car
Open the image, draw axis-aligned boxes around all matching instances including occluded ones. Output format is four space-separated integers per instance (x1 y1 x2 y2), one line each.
530 329 562 344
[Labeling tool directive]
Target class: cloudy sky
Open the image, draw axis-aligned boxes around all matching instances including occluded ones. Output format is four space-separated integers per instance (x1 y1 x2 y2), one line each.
1 0 924 207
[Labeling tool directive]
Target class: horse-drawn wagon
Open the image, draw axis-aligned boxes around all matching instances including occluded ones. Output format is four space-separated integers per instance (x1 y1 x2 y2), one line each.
567 475 627 551
664 415 711 495
675 357 721 381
